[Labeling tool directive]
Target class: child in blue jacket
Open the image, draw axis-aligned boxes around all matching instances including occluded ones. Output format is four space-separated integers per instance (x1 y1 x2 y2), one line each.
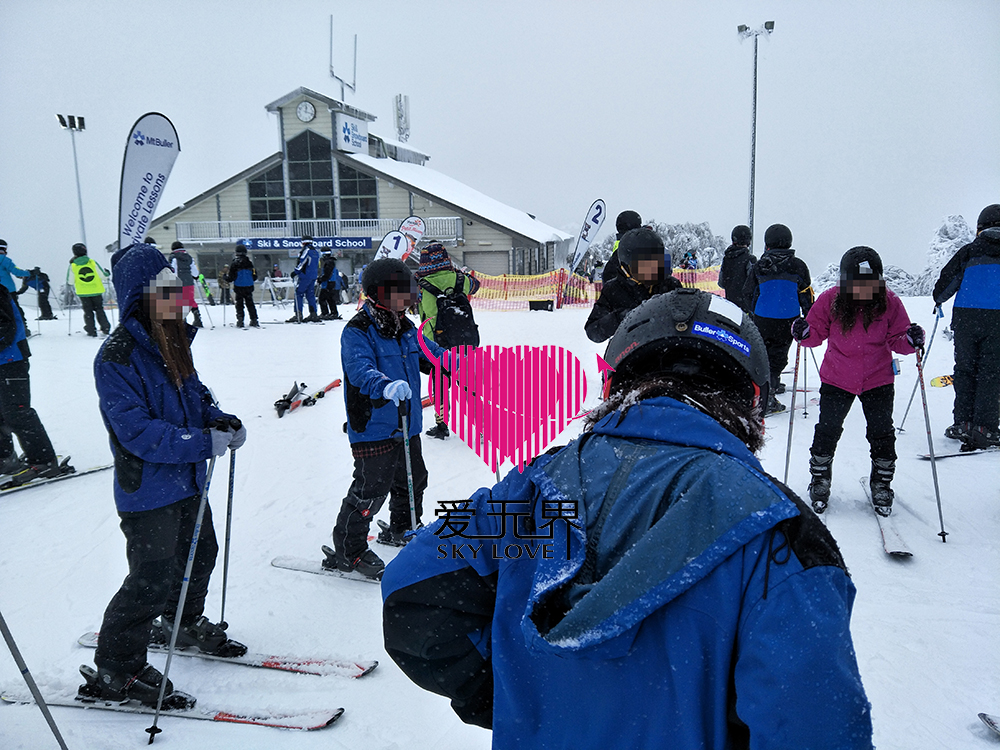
327 258 449 580
86 243 247 709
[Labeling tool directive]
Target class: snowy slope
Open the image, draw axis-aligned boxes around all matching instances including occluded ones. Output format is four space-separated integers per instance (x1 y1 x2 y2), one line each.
1 297 998 749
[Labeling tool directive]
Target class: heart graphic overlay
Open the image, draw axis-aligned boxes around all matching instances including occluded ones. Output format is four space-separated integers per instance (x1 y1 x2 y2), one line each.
418 327 587 473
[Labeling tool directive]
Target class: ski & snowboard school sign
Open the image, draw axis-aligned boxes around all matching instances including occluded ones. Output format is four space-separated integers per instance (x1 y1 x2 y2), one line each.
238 237 372 254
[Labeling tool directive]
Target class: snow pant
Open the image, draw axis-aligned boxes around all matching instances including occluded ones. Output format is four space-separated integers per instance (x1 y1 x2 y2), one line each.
754 315 796 391
333 436 428 561
35 290 55 319
0 359 56 464
811 382 896 462
319 286 339 317
95 495 218 675
80 294 110 336
219 287 232 305
951 308 1000 430
233 286 257 325
294 281 317 318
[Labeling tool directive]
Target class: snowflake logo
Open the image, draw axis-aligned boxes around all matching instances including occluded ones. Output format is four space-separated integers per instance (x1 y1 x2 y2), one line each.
132 130 145 146
342 123 351 144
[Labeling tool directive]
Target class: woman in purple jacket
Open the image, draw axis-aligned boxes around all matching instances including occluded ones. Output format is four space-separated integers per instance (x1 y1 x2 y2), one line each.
791 247 924 516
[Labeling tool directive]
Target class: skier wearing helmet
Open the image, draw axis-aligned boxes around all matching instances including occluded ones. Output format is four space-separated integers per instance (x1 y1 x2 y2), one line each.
382 288 873 749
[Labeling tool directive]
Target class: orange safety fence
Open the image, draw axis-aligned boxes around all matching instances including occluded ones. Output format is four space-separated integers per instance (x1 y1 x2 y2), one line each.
468 266 722 311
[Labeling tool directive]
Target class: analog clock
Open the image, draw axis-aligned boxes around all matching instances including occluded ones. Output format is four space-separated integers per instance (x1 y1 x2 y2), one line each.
296 101 316 122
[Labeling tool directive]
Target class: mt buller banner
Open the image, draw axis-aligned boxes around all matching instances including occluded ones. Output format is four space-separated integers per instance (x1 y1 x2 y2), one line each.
569 199 606 273
118 113 180 251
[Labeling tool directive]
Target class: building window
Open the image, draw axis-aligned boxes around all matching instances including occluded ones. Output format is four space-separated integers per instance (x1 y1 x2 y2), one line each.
338 164 378 219
248 165 286 221
285 130 334 220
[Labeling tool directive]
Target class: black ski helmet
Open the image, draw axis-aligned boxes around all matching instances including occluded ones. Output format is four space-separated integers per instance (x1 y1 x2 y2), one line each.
616 210 642 237
731 225 752 246
839 246 884 282
977 204 1000 232
171 241 184 251
616 227 664 272
764 224 793 250
72 243 87 257
0 239 6 253
602 288 770 410
362 258 417 305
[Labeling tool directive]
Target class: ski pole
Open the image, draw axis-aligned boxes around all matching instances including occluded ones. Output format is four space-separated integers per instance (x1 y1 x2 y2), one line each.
801 341 809 418
398 401 418 531
898 306 943 433
219 447 236 630
915 347 948 543
782 342 802 485
0 608 70 750
146 451 219 743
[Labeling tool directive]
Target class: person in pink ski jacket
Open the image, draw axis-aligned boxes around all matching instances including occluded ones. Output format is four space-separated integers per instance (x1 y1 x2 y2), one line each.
790 246 923 517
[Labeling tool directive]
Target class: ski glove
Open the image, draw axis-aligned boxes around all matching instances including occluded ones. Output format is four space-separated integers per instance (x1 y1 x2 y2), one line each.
383 380 412 406
229 424 247 450
906 323 925 348
790 317 810 341
210 429 233 458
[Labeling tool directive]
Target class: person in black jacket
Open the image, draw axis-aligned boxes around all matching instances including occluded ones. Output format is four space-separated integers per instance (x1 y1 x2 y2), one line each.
585 227 682 343
0 284 63 483
742 224 813 413
17 267 57 320
719 225 756 313
601 210 643 283
933 203 1000 448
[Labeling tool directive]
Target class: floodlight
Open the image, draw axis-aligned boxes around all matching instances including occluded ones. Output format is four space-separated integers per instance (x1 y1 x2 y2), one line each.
764 21 775 32
77 116 85 131
738 24 749 34
56 114 68 129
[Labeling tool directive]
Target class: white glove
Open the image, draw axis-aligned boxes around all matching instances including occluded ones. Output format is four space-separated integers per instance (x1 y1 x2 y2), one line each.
383 380 412 405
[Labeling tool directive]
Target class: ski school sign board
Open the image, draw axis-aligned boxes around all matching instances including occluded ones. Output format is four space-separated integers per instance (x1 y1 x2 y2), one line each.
238 237 373 254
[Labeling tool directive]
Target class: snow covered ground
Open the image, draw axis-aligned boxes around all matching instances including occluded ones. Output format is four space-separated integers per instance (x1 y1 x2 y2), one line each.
1 295 998 749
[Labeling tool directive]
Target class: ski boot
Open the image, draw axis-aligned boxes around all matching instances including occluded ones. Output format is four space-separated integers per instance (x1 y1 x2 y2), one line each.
248 320 260 328
303 313 323 323
808 454 833 514
375 519 423 548
191 308 204 328
150 615 247 658
963 425 1000 451
764 395 786 415
322 544 385 581
78 664 195 710
425 421 450 440
774 381 787 395
0 453 27 476
869 458 895 517
944 421 970 441
6 457 74 487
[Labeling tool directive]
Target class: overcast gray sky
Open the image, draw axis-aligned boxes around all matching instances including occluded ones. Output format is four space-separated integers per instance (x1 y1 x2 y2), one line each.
1 0 997 279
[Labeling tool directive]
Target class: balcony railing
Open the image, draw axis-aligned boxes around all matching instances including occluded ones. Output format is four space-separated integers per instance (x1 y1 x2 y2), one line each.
175 218 464 244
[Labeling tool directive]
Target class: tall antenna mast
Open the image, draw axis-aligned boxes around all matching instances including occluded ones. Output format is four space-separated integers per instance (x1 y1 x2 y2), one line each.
330 15 357 101
394 94 410 142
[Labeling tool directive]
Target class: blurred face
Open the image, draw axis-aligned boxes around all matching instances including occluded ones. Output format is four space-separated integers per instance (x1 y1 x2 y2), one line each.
375 273 418 312
634 253 663 283
144 281 187 321
847 278 881 301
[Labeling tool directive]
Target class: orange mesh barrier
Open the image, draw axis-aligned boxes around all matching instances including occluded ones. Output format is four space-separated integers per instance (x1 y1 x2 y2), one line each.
467 266 722 311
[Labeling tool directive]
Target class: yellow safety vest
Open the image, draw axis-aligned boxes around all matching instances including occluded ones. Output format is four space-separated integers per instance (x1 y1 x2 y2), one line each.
71 259 106 296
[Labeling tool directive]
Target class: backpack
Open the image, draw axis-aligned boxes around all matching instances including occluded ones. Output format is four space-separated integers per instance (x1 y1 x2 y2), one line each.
418 271 480 348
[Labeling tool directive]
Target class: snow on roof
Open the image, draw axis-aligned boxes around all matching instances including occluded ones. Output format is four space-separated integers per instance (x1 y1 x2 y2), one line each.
342 152 572 246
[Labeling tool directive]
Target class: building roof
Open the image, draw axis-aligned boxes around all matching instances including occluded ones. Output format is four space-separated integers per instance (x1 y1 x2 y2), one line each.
264 87 376 122
340 152 572 246
151 151 284 227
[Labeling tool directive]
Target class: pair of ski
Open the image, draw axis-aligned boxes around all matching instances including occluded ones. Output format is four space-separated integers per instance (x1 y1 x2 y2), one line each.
1 632 378 732
858 477 912 558
0 458 112 495
274 379 341 418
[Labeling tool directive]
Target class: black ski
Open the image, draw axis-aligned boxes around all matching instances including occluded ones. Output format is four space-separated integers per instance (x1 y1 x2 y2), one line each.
859 477 912 557
274 381 307 418
0 459 112 494
980 713 1000 737
918 446 1000 460
287 379 342 414
271 549 382 585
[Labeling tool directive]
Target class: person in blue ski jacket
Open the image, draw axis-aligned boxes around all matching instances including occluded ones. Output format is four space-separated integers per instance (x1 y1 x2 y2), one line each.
742 223 813 413
288 235 320 322
87 242 247 709
933 203 1000 449
0 239 31 293
383 288 873 750
327 258 452 580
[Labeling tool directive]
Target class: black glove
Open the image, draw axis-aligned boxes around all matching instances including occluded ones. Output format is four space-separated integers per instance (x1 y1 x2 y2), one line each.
790 317 810 342
906 323 925 349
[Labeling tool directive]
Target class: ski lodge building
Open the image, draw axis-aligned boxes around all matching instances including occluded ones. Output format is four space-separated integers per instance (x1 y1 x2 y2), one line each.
141 87 571 284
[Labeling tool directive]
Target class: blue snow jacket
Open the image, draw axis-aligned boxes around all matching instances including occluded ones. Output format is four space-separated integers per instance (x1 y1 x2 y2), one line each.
94 243 231 513
383 396 874 749
933 227 1000 311
0 255 30 293
292 245 320 289
342 302 448 443
744 247 813 319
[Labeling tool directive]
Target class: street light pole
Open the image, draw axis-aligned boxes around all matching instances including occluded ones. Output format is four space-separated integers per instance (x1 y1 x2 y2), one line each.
737 22 774 248
56 114 87 246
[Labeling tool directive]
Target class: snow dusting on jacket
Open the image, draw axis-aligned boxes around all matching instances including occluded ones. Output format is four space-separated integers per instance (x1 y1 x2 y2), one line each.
382 396 873 749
